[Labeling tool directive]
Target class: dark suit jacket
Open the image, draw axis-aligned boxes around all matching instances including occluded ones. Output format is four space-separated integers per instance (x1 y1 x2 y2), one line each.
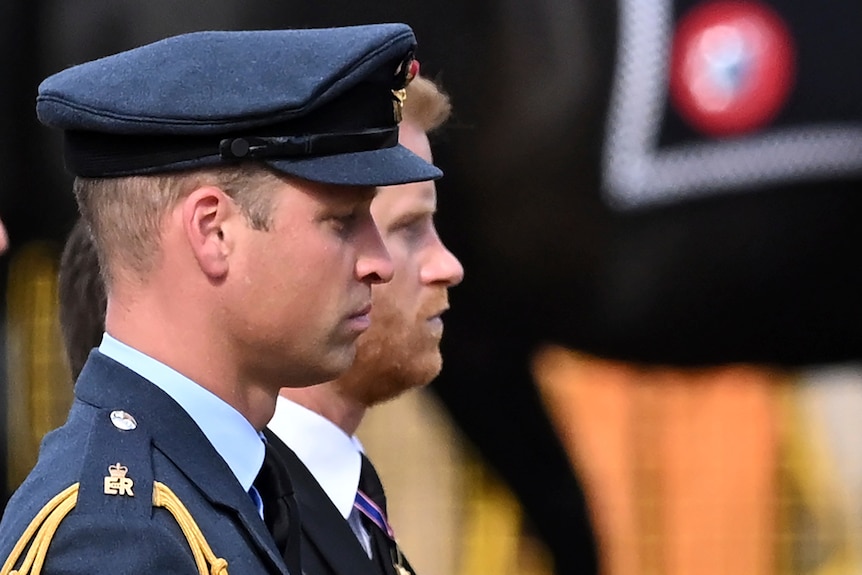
264 429 415 575
0 351 289 575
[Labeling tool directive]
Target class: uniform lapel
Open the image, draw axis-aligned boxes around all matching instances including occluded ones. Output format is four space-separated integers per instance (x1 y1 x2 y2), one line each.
266 430 381 575
75 351 289 575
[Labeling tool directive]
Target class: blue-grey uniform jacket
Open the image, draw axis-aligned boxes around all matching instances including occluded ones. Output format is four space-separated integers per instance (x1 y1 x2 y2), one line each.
0 351 290 575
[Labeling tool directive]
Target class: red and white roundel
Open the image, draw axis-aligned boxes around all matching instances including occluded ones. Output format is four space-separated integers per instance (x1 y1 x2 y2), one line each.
669 0 796 137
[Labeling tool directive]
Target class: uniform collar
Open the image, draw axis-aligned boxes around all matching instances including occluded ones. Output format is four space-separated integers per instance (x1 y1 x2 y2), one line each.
98 332 265 493
267 396 363 519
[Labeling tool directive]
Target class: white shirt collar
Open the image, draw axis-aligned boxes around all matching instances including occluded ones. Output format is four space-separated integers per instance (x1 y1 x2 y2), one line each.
267 395 363 519
98 333 265 493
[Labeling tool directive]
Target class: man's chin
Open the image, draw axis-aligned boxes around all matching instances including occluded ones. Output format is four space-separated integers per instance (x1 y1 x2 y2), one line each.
306 347 357 387
354 360 441 407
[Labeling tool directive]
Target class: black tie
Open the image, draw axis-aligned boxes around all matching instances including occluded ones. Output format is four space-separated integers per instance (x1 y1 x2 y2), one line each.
254 444 302 575
357 454 414 575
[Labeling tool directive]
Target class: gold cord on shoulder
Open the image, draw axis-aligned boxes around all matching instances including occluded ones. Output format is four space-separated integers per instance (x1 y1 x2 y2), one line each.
0 483 78 575
0 482 229 575
153 481 229 575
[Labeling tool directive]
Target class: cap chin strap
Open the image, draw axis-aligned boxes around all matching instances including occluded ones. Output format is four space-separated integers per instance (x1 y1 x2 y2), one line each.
0 482 228 575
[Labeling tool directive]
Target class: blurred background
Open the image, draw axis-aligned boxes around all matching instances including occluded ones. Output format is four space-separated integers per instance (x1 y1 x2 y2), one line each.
2 1 862 574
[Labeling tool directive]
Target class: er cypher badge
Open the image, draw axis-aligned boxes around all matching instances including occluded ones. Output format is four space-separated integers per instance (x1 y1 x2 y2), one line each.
104 463 135 496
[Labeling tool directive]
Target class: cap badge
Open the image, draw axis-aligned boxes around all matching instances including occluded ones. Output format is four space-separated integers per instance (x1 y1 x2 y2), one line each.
392 59 421 123
104 463 135 496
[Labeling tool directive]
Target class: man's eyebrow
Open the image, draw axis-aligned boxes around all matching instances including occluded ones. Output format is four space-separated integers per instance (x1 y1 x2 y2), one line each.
388 208 435 227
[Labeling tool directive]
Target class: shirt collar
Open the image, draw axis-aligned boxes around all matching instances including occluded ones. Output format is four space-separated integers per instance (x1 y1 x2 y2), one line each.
267 395 363 519
98 332 265 492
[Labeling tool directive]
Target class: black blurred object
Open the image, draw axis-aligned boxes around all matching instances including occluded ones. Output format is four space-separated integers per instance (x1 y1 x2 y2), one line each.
584 0 862 366
446 0 862 373
579 181 862 366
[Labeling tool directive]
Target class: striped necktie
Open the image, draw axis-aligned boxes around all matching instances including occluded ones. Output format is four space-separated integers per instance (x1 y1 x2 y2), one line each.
353 453 413 575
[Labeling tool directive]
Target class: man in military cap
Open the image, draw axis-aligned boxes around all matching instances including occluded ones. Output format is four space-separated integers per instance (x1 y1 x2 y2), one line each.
54 72 463 575
0 24 439 575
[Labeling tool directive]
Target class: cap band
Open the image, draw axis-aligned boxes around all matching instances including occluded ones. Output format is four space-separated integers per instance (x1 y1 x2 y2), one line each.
64 126 399 178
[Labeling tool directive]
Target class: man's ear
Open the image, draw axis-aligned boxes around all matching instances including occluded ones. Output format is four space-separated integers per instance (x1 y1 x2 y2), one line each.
181 186 235 279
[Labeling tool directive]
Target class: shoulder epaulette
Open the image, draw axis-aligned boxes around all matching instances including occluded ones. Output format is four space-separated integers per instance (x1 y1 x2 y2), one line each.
0 481 228 575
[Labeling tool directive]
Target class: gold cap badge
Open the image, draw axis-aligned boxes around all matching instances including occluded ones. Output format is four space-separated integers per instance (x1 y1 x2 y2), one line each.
392 59 420 123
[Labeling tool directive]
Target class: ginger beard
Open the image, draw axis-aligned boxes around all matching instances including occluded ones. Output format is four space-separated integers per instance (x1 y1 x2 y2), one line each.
333 285 448 407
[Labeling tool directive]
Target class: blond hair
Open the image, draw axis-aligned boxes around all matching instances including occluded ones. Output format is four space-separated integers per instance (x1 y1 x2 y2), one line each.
403 75 452 133
74 164 282 286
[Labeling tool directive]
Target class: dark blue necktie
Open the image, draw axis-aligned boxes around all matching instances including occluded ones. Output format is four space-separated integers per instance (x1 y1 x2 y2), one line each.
254 444 302 575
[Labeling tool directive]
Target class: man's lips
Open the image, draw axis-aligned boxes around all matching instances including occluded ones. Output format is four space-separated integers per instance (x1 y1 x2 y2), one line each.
350 303 373 318
426 306 449 335
345 303 373 333
427 305 449 321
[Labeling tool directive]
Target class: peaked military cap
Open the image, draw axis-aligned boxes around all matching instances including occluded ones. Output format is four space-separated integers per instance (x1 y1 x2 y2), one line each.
36 24 441 186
